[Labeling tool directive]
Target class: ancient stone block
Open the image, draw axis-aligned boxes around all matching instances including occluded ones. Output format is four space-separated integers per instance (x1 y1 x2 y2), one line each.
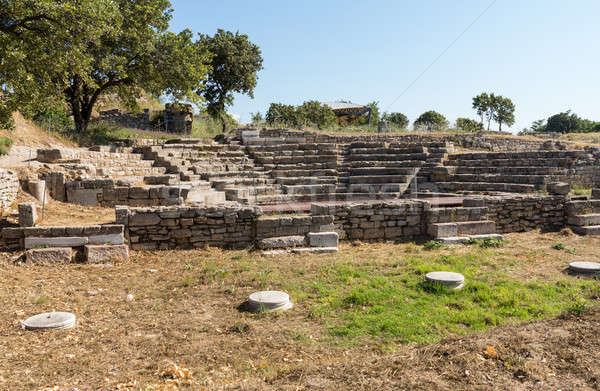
84 244 129 263
18 203 37 227
25 247 72 263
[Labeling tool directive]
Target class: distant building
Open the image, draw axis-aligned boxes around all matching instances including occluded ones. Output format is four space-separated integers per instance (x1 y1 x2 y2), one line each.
322 101 373 125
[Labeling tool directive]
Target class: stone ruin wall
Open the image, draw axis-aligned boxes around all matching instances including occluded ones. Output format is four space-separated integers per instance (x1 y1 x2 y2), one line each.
468 195 567 233
241 128 577 152
0 169 19 215
98 109 151 130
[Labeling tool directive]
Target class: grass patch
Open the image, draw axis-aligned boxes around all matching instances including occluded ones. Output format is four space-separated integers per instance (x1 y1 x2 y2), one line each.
0 136 13 155
287 251 599 344
570 183 592 196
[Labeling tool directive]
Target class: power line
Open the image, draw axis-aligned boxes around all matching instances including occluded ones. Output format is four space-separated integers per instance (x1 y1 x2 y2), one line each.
384 0 497 112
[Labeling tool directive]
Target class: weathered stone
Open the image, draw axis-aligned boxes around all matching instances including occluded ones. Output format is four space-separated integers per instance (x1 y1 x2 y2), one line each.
425 271 464 290
25 247 72 263
18 203 37 227
22 311 76 330
547 182 570 195
24 237 88 249
307 232 338 247
129 212 161 226
84 244 129 263
247 290 292 312
257 235 305 249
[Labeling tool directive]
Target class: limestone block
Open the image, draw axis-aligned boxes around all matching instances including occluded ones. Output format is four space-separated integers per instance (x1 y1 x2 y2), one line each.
66 188 101 206
592 188 600 200
307 232 338 247
547 182 570 195
257 235 306 249
129 212 161 226
84 244 129 263
25 236 88 249
27 181 47 202
25 247 72 263
88 233 124 245
18 203 37 227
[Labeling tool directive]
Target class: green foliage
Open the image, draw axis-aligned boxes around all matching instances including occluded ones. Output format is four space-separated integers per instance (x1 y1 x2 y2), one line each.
472 92 515 131
414 110 449 131
198 29 263 127
296 100 337 129
456 117 483 132
546 111 580 133
251 112 263 124
27 104 74 133
552 243 566 250
423 240 444 250
361 101 380 126
0 136 13 155
382 112 409 129
265 101 336 129
0 0 211 133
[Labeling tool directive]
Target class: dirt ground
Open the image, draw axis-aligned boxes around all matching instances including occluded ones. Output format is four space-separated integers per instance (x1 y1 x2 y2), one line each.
0 230 599 390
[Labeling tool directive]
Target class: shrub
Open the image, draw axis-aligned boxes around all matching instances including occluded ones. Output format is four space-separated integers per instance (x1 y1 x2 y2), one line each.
423 240 444 250
0 137 13 155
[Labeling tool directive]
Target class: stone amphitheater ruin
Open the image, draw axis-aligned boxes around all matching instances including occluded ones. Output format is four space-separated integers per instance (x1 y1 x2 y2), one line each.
2 127 600 262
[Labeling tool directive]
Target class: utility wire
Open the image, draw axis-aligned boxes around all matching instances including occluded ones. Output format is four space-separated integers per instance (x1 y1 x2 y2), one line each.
384 0 497 112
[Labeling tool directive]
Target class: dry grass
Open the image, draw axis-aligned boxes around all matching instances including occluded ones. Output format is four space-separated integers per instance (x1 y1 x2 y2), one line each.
0 230 599 390
0 113 75 148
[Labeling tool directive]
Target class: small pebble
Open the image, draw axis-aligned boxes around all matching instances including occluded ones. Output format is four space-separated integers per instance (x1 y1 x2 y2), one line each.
126 294 134 302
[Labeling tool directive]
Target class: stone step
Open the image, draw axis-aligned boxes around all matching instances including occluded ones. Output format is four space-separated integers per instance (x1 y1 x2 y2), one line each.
347 175 412 184
568 214 600 226
257 235 306 250
346 160 426 168
212 178 273 190
282 184 337 195
438 234 504 244
571 225 600 235
445 158 574 167
426 207 488 223
275 176 337 185
448 151 585 160
346 147 427 154
271 169 338 177
346 183 410 194
347 167 418 175
345 153 429 161
428 220 496 238
436 182 536 193
566 200 600 216
455 166 570 175
95 166 167 177
449 174 549 185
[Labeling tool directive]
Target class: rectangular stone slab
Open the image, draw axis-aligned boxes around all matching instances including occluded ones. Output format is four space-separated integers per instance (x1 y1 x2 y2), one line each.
307 232 339 247
87 233 124 245
25 236 88 249
25 247 72 263
84 244 129 263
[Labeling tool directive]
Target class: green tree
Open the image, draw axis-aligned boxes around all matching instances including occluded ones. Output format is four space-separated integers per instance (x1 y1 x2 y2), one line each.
0 0 211 133
296 100 337 129
198 29 263 131
361 101 380 126
455 117 483 132
472 92 495 131
251 112 263 124
492 96 515 131
382 112 409 129
265 103 298 127
546 111 581 133
414 110 449 131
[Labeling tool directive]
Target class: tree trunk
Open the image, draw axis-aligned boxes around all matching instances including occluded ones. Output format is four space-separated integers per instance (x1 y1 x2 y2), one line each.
498 121 502 132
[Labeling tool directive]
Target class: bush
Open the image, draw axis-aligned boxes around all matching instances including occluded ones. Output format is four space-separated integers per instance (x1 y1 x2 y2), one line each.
0 137 13 155
29 104 74 133
423 240 444 250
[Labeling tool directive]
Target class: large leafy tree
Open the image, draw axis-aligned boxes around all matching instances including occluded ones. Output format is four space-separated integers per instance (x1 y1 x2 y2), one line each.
472 92 495 131
492 96 515 131
456 117 483 132
414 110 448 131
0 0 211 133
198 29 263 131
546 111 582 133
382 112 409 129
296 100 336 129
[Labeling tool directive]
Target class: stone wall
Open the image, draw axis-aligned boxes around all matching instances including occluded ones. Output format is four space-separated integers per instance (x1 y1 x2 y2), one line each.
98 109 151 130
0 169 19 214
311 200 428 241
65 179 186 207
119 205 262 250
234 128 576 152
473 195 566 233
1 224 124 251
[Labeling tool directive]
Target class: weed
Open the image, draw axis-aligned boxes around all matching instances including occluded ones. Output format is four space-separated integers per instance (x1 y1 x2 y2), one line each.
423 240 444 250
552 243 566 250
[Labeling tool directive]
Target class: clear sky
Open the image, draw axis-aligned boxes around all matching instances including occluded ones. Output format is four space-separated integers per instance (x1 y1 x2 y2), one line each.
169 0 599 132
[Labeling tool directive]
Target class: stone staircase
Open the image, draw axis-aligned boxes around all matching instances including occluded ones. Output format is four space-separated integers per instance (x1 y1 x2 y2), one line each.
426 205 501 243
435 151 585 194
567 199 600 235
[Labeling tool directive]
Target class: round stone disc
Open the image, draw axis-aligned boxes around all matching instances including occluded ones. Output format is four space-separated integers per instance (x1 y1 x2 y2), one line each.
22 312 76 330
426 271 465 284
569 261 600 274
248 290 292 312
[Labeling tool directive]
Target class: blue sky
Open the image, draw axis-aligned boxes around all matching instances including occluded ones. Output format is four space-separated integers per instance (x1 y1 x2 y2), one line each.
170 0 599 132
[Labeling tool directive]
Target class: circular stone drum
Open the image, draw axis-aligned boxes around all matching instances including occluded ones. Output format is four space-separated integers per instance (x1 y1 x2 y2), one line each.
248 291 293 312
22 312 76 330
425 271 465 290
568 261 600 276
